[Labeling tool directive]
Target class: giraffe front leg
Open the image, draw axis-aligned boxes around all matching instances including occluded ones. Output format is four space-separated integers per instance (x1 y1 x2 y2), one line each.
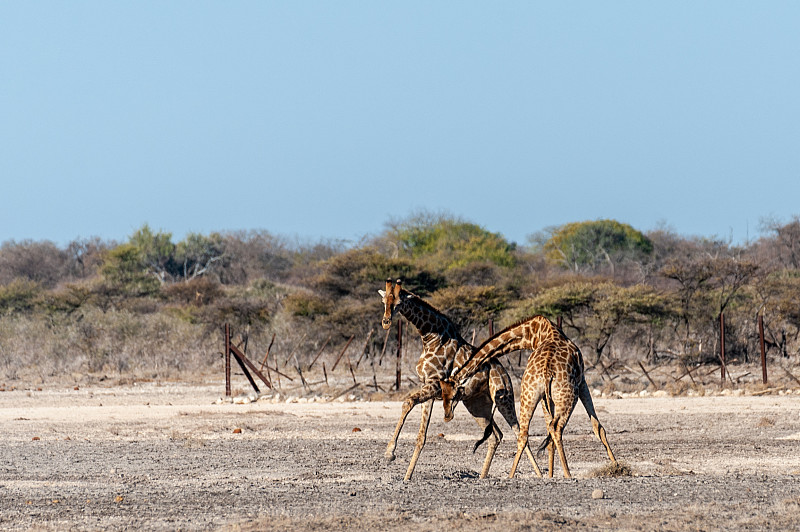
385 385 431 462
496 393 542 478
489 363 542 478
510 395 537 479
404 397 434 481
478 422 501 479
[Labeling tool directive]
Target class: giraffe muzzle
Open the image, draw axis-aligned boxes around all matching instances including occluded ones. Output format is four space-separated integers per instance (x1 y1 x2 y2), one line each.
381 318 392 330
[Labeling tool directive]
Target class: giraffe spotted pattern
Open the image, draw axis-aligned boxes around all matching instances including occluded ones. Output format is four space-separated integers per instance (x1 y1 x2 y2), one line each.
379 279 538 481
442 315 617 478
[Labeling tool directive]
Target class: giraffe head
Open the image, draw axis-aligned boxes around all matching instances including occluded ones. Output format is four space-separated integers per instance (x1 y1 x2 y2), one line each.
378 278 405 330
440 378 464 422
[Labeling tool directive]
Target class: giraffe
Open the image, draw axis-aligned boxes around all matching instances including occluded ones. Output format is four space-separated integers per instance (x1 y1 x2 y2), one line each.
440 315 616 478
379 279 539 480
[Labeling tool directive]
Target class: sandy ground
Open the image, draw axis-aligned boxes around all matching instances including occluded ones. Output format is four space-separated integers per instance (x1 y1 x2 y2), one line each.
2 381 800 531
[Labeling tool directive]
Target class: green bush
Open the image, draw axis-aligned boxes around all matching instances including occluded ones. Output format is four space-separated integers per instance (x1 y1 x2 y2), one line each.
0 279 42 314
386 213 517 271
544 220 652 270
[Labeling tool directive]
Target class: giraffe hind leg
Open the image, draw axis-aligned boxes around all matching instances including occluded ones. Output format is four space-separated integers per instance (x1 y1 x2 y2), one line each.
578 379 617 463
546 379 578 479
549 417 571 478
478 420 501 479
463 396 501 479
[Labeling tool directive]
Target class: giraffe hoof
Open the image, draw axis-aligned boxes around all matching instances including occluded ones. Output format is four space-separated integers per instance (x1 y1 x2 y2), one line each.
384 452 396 463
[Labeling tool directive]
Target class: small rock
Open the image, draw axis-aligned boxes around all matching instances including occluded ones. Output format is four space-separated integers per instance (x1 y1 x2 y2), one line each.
352 427 362 432
591 489 604 499
232 428 242 434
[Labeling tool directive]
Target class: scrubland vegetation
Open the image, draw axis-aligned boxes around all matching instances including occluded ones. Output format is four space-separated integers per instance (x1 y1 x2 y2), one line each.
2 213 800 387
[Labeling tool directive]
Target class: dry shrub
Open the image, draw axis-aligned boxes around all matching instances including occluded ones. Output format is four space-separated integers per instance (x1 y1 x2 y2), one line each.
161 277 223 305
0 308 218 382
757 417 776 427
665 379 689 396
587 460 634 478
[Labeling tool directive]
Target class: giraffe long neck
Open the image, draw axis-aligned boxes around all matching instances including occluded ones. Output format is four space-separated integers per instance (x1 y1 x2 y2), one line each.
397 293 463 345
452 315 557 383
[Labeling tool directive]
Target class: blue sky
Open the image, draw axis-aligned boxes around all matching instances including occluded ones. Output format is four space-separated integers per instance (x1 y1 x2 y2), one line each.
2 2 799 247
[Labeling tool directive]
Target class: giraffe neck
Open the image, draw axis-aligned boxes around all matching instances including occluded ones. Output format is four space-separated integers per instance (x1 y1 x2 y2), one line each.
453 315 557 383
396 292 463 345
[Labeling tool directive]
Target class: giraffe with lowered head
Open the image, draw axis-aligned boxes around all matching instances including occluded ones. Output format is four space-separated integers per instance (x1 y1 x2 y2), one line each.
440 315 616 478
379 279 539 480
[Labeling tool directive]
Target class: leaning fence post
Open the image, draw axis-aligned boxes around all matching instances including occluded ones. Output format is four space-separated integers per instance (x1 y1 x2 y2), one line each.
759 313 768 384
331 335 355 371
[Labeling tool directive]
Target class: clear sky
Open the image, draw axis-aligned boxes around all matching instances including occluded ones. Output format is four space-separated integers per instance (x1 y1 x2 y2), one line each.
2 2 799 247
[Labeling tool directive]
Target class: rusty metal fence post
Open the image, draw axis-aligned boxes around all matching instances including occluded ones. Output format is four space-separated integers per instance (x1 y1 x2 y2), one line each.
224 324 232 397
396 320 402 391
759 313 768 384
719 313 726 386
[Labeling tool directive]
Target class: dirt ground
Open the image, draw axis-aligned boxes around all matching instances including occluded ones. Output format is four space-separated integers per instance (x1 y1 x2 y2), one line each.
2 380 800 531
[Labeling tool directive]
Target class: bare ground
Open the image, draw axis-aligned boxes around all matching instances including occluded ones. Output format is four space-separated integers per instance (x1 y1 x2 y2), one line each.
2 381 800 531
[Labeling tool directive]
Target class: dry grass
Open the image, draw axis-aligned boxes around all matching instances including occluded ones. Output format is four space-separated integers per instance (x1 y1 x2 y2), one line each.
586 460 635 478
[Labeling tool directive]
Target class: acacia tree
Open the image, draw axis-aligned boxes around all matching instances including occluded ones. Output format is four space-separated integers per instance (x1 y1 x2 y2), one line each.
510 280 674 363
660 253 759 361
128 225 176 283
760 216 800 269
175 232 225 282
750 271 800 357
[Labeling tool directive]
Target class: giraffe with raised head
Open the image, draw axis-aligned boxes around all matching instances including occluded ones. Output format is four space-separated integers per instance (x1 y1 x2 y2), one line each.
379 279 539 481
440 315 616 478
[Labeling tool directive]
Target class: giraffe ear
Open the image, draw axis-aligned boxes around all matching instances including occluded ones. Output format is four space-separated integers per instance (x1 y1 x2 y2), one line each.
378 289 386 298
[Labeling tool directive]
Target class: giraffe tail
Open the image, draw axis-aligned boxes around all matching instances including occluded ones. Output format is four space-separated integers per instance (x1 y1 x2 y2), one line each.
473 404 497 453
536 434 552 456
536 377 556 456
